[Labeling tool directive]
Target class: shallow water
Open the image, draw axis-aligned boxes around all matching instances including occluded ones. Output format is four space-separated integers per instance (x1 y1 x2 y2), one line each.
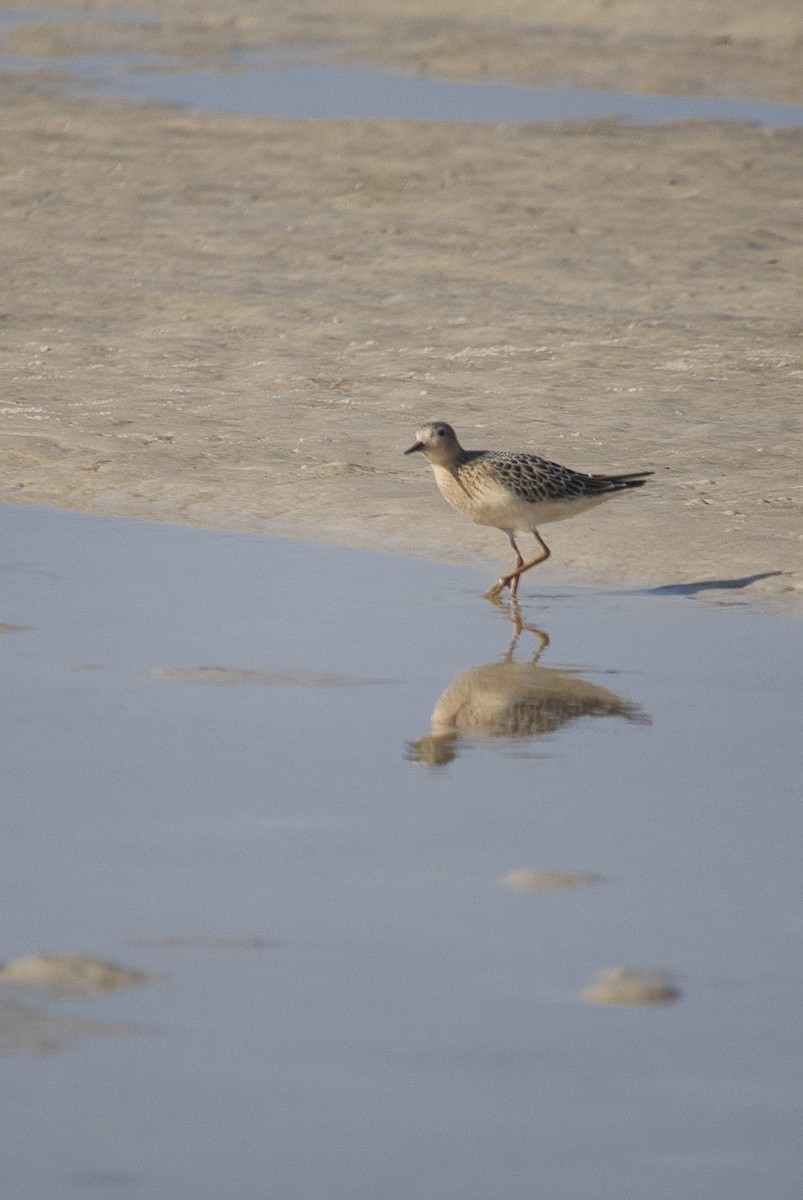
1 502 801 1199
66 53 803 126
2 10 803 126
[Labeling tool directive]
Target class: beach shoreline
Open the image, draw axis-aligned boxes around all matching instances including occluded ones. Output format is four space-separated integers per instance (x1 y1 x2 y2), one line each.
1 1 801 608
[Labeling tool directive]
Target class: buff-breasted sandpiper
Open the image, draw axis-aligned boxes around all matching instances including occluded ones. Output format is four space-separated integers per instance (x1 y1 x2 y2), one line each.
405 420 652 598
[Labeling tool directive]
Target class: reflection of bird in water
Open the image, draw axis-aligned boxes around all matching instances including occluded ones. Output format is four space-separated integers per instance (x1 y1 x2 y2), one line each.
408 610 649 765
405 421 652 598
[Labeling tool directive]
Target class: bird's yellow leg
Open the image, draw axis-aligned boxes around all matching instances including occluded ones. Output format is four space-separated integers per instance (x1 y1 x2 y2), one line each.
484 534 524 599
485 531 550 599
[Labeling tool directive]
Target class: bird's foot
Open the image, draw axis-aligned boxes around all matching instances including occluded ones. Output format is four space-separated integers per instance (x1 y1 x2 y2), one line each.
484 573 520 601
484 578 509 601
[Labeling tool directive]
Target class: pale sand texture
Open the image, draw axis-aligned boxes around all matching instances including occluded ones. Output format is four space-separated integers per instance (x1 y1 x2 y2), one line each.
1 1 802 605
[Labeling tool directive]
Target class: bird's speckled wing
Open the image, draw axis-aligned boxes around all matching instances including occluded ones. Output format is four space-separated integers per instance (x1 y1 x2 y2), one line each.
458 450 608 504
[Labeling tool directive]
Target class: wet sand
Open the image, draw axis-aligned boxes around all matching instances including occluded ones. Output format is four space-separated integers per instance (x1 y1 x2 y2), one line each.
1 0 802 606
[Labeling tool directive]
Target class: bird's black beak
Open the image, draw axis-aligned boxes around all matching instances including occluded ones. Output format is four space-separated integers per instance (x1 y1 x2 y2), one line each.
404 441 423 455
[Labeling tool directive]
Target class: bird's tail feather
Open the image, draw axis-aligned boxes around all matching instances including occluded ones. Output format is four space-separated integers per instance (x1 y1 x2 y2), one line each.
598 471 653 490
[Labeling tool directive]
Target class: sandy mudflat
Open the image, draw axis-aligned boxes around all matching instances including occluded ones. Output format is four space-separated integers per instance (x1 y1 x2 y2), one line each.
1 0 802 605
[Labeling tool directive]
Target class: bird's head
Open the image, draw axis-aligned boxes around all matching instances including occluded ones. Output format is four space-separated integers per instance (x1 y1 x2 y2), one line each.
404 421 461 465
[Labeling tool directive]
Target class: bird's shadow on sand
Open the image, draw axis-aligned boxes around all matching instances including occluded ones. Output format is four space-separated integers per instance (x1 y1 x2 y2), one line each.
625 571 785 601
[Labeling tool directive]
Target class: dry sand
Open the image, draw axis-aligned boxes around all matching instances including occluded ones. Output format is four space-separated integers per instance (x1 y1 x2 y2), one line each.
1 0 802 606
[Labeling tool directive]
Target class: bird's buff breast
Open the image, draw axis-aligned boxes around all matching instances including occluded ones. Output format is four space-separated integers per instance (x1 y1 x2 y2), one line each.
431 464 502 523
